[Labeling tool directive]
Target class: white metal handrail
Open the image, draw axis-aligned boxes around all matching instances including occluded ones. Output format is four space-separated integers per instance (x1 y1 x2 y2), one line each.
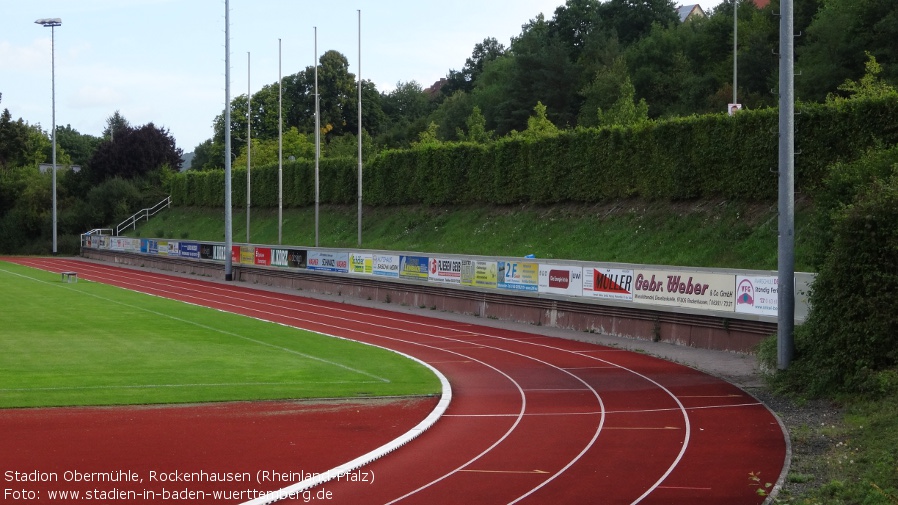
116 196 171 235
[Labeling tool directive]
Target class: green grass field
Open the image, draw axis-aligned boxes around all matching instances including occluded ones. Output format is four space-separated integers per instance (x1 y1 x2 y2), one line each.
0 261 440 409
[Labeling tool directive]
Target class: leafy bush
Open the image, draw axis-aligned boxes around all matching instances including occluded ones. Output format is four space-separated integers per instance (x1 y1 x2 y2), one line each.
85 178 142 227
779 174 898 396
806 145 898 269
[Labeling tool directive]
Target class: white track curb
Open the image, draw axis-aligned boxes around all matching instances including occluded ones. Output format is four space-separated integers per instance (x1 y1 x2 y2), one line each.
241 353 451 505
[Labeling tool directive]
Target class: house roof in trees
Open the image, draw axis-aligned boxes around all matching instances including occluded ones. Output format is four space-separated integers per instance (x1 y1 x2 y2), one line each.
425 78 447 98
677 4 706 22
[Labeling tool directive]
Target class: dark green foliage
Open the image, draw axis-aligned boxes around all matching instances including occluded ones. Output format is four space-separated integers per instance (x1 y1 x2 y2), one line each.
0 107 48 171
170 95 898 209
190 139 223 171
54 125 101 189
779 174 898 396
806 145 898 268
602 0 679 45
441 37 507 97
83 177 143 228
797 0 898 102
86 123 182 185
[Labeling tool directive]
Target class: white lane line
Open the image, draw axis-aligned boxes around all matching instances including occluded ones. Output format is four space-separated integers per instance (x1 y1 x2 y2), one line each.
0 381 380 392
445 402 762 417
459 469 550 475
562 366 618 370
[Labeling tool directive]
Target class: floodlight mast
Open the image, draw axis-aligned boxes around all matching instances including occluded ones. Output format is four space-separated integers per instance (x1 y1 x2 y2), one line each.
35 18 62 255
224 0 233 281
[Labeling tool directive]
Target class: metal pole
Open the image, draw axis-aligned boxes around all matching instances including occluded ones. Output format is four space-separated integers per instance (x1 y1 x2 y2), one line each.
357 10 363 247
51 24 57 255
247 51 251 243
36 19 61 253
778 0 795 369
314 27 320 248
733 0 738 106
224 0 233 281
278 38 283 245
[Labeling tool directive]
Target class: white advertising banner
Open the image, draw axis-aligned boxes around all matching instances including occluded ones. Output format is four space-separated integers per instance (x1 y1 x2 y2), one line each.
735 275 779 316
429 257 462 284
349 252 373 275
582 266 634 301
537 264 584 296
109 237 140 252
307 251 349 273
372 254 400 278
460 260 498 288
633 269 735 312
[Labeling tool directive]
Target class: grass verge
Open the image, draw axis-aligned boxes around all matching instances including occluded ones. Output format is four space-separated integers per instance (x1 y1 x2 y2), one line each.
131 199 815 271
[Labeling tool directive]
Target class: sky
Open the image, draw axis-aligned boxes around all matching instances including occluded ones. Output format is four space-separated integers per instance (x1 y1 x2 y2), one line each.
2 0 724 153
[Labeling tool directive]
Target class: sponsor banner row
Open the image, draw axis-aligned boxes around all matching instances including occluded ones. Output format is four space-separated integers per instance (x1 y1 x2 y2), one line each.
98 241 779 316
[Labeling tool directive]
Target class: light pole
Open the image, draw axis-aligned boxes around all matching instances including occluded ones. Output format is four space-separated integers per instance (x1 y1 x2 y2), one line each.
733 0 738 106
357 10 363 247
278 38 283 245
314 27 320 248
35 17 61 255
778 0 796 369
247 51 251 244
223 0 233 281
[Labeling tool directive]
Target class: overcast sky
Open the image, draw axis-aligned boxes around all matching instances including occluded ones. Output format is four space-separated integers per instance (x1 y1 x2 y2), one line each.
2 0 723 153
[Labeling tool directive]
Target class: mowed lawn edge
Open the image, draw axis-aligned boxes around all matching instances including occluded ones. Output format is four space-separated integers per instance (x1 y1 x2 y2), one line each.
0 261 441 408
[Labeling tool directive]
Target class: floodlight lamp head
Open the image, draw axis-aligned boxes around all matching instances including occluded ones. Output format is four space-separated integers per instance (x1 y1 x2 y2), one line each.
35 18 62 27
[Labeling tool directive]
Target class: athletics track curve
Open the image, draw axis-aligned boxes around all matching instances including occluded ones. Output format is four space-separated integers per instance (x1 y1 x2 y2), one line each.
3 258 788 504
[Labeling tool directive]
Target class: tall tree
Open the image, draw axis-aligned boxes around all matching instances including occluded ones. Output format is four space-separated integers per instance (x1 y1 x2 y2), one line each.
1 94 52 171
472 55 517 134
477 14 580 135
234 127 315 167
550 0 605 58
601 0 679 45
0 108 32 170
431 90 475 141
102 110 131 142
55 125 101 167
190 139 222 171
579 56 632 127
442 37 507 96
378 81 434 148
87 123 182 184
797 0 898 101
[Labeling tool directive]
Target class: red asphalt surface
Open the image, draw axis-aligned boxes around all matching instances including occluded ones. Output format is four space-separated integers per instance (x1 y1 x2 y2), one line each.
2 257 788 504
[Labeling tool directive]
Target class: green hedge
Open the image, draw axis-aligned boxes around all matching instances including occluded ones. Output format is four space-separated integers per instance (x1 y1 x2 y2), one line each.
171 158 358 208
170 95 898 207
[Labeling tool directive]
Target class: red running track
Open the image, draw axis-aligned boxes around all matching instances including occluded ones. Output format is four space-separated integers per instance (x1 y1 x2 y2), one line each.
3 258 788 504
